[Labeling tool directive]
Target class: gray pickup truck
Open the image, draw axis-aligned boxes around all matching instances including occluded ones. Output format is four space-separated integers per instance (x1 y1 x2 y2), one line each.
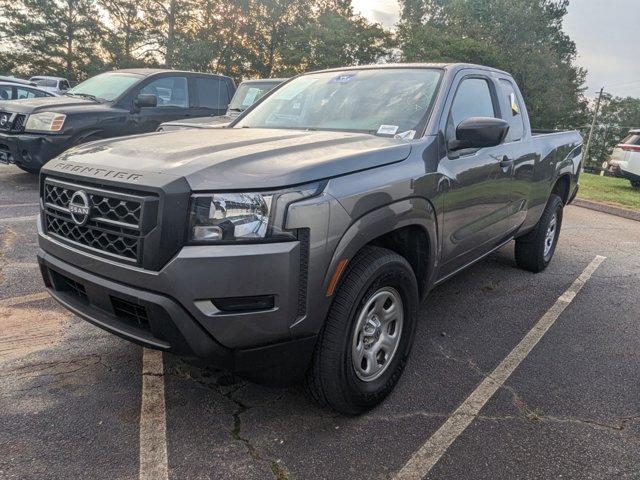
37 64 582 414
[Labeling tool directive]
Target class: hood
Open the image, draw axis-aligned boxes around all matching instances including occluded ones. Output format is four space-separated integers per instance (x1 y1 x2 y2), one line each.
48 128 412 190
0 95 102 114
161 115 233 129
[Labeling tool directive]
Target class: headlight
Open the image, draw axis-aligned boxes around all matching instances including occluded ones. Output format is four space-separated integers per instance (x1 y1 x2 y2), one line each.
188 183 323 243
25 112 66 132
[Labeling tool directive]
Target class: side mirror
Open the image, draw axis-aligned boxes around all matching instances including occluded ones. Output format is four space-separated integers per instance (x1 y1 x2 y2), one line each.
134 93 157 109
448 117 509 151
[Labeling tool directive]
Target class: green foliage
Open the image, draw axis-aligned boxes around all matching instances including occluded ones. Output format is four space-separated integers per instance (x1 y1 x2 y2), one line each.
578 173 640 211
0 0 390 82
98 0 155 69
398 0 589 129
0 0 106 80
0 0 595 140
280 3 393 75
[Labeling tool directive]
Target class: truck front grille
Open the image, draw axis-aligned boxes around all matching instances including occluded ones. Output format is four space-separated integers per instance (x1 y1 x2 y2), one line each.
0 111 26 133
42 177 157 265
45 215 139 260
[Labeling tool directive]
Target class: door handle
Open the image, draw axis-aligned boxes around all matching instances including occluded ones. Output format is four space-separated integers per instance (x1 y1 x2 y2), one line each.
500 156 514 170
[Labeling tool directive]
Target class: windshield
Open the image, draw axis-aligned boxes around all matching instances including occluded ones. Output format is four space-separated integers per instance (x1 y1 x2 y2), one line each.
31 78 57 88
235 68 442 135
67 72 141 101
228 82 281 111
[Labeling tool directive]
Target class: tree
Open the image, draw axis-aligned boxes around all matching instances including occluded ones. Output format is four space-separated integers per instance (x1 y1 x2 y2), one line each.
99 0 154 68
397 0 588 129
281 1 392 74
0 0 105 80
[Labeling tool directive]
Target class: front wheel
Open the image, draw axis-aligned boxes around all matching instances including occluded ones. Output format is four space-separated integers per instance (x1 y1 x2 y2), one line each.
305 246 419 415
15 164 40 174
515 194 564 272
630 180 640 189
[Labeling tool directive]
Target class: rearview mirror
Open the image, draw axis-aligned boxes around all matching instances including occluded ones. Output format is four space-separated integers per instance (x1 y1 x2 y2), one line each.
134 93 157 109
448 117 509 151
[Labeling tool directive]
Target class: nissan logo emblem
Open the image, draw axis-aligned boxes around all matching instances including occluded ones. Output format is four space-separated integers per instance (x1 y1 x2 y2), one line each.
69 190 91 226
0 114 8 127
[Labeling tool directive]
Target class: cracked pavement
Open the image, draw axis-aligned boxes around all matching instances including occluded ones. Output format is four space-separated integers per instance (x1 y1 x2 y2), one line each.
1 164 639 479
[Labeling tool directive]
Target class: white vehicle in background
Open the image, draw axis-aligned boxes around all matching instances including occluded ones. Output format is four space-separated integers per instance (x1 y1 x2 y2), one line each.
604 129 640 189
28 76 71 95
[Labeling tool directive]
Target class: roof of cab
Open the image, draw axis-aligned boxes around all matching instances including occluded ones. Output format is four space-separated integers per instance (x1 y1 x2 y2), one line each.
312 63 511 76
30 76 67 81
241 78 287 84
113 68 231 78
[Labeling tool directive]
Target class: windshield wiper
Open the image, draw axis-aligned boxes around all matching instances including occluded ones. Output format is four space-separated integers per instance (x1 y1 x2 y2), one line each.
227 107 244 113
65 92 100 102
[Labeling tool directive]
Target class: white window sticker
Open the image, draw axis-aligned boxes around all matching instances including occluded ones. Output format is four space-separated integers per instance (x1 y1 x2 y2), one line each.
241 87 260 107
377 125 399 135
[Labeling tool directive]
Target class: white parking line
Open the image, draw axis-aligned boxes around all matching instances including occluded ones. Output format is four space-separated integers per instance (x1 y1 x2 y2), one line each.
0 202 39 209
139 348 169 480
394 255 606 480
0 214 38 224
0 292 50 308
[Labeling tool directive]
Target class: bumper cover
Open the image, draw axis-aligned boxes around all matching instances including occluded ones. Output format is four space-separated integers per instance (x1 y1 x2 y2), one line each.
38 250 316 384
0 132 72 170
620 168 640 183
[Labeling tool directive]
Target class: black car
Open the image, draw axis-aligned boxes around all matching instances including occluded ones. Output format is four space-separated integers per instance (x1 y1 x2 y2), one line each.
158 78 286 131
0 69 235 173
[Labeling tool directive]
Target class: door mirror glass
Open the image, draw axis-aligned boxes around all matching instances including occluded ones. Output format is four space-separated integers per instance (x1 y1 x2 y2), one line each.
134 93 158 109
448 117 509 151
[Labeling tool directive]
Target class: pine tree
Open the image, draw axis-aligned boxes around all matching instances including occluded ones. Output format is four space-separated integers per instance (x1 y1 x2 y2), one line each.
0 0 105 80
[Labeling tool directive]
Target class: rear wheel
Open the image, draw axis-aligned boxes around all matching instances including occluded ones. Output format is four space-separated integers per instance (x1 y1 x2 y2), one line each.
305 246 419 415
515 194 564 272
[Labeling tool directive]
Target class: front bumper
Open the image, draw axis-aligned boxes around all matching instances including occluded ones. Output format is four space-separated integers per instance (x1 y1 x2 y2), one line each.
38 219 316 383
0 132 72 170
620 168 640 183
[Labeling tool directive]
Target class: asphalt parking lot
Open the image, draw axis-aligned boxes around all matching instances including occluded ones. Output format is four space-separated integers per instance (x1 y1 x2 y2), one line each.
1 164 639 480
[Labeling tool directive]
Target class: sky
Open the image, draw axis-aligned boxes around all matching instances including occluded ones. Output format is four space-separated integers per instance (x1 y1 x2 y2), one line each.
352 0 640 99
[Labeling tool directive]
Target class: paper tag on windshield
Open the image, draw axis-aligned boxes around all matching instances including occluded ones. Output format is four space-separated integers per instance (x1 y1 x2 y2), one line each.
377 125 399 135
242 88 260 107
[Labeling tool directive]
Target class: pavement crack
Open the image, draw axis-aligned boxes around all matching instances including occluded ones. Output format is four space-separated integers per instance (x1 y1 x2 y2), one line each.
223 387 289 480
166 362 290 479
478 412 640 435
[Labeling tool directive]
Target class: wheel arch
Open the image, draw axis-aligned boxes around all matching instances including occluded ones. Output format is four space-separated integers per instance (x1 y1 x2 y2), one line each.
323 197 439 301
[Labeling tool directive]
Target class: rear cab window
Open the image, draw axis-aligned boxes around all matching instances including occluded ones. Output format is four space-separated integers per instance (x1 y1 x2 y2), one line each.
621 133 640 145
194 76 229 109
499 79 525 142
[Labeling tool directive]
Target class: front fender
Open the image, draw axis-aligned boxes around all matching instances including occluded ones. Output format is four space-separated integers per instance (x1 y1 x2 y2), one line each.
323 197 439 300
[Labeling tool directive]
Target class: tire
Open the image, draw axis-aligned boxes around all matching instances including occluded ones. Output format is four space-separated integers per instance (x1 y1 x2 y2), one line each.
630 180 640 189
15 164 40 174
305 246 419 415
515 194 564 272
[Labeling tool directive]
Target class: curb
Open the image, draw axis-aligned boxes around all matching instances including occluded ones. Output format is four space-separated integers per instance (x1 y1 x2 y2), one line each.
572 198 640 222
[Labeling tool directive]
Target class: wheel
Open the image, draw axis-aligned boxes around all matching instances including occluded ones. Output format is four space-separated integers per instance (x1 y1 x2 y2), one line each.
515 194 564 272
15 164 40 174
305 246 419 415
630 180 640 189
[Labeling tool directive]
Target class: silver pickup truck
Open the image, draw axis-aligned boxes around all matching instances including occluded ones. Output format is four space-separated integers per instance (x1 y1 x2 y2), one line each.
37 63 582 414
